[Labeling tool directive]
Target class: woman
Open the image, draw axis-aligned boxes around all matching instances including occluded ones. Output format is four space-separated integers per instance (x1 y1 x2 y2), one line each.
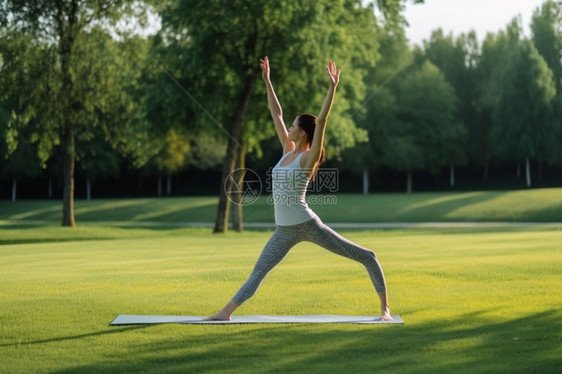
206 57 392 321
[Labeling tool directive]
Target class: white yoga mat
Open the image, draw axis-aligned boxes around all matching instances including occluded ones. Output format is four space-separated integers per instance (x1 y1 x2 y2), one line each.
111 314 404 325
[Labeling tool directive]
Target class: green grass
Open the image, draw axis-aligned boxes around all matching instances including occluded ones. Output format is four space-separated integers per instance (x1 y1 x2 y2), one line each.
1 224 561 373
1 188 562 225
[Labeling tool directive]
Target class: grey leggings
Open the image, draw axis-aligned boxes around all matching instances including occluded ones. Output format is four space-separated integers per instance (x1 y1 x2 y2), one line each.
232 216 387 306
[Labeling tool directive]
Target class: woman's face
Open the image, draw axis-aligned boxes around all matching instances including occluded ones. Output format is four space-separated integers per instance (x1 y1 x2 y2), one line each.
287 117 303 141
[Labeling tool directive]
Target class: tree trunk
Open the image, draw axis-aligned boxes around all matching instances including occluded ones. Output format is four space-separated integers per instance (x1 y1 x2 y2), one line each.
516 163 521 178
214 73 255 233
59 2 78 227
166 175 172 196
86 178 91 201
62 124 76 227
450 164 455 187
11 177 16 202
525 157 531 188
362 169 369 195
157 176 162 197
232 143 247 232
48 177 53 199
215 164 234 233
406 171 413 194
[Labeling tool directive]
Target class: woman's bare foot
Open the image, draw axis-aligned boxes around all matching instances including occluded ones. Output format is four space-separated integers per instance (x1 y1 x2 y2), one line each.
377 291 393 321
381 305 393 321
204 301 238 321
204 310 231 321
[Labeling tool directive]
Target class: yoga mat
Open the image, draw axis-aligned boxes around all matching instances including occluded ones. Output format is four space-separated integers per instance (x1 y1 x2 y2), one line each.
111 314 404 325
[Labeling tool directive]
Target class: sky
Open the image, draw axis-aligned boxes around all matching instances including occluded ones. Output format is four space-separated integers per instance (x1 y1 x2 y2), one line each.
403 0 549 45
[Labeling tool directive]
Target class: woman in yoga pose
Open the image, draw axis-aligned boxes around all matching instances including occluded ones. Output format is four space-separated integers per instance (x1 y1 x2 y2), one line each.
206 57 392 321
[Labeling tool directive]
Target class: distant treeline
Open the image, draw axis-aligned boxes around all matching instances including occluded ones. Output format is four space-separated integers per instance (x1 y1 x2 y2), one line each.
1 1 561 209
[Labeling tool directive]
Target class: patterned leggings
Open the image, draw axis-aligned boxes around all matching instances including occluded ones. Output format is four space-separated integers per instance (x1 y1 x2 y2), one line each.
231 216 387 306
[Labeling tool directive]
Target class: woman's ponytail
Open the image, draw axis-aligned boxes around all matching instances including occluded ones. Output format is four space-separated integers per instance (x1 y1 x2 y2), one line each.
297 113 326 181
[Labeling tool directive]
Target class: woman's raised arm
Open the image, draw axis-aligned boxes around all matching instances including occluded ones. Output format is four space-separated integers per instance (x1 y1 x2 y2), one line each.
317 61 340 127
260 57 293 153
302 60 340 171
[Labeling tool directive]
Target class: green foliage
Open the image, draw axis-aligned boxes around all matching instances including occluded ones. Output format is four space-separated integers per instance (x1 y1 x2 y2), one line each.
530 0 562 166
344 21 412 172
2 0 562 199
345 23 471 180
0 26 151 166
151 129 190 175
531 0 562 94
422 29 476 166
76 129 121 181
185 135 227 170
160 0 382 158
385 61 463 173
0 0 157 224
491 40 559 162
479 19 523 107
0 30 52 182
472 19 523 169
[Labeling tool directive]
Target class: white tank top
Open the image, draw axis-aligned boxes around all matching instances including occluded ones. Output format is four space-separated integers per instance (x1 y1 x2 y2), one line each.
271 152 317 226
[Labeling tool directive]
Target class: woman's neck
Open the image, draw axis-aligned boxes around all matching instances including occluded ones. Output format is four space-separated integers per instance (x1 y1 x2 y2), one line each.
294 140 309 154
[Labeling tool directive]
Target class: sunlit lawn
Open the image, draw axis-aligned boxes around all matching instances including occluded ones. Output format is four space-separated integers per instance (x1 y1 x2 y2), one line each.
1 188 562 225
1 224 561 373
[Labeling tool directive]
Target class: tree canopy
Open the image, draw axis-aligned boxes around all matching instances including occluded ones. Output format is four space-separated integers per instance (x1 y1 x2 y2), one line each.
491 40 559 186
2 0 562 223
1 0 153 225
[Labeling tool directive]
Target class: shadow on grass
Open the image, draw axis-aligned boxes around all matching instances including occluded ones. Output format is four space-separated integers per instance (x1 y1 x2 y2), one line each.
0 237 122 245
524 204 562 222
392 191 505 222
0 326 148 347
50 309 561 374
0 198 219 223
0 224 211 245
74 198 218 223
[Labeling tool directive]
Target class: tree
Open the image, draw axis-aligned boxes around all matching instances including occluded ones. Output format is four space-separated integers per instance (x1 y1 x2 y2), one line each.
531 0 562 168
0 110 43 201
161 0 400 232
385 61 462 193
422 29 475 186
0 29 47 200
140 27 230 197
531 0 562 94
76 129 120 200
1 0 148 226
491 41 559 188
345 20 412 194
151 129 191 197
476 19 523 179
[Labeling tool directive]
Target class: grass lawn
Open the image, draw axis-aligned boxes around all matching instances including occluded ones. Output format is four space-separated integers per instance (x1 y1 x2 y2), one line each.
1 223 561 373
1 188 562 225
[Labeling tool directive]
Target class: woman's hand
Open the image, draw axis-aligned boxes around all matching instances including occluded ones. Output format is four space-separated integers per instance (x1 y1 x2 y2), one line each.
260 56 270 82
326 60 340 87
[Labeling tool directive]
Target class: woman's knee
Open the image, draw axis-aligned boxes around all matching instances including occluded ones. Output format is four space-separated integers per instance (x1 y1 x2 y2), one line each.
358 248 377 265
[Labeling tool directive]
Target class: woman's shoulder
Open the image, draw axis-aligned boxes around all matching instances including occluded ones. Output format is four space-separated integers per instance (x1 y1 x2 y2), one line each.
282 141 296 155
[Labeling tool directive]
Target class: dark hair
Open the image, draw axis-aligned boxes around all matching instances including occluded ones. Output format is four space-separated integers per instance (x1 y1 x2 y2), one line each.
297 113 326 181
